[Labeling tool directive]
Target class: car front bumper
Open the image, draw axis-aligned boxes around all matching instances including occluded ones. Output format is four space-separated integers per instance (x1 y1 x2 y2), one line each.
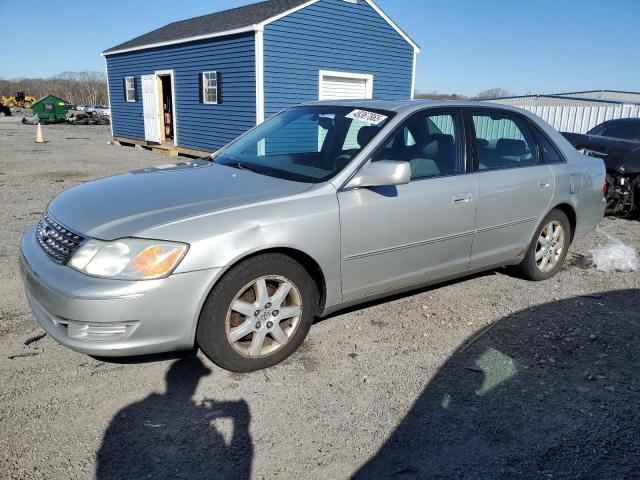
20 225 222 357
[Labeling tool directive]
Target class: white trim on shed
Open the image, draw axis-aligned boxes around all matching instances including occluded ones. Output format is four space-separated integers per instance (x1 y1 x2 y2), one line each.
363 0 420 53
102 26 257 56
255 27 265 124
411 51 417 100
258 0 320 28
318 70 374 100
156 69 178 146
103 57 114 137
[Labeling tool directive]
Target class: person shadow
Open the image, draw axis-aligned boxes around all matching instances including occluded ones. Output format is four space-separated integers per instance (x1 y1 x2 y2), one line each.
96 356 252 480
354 289 640 479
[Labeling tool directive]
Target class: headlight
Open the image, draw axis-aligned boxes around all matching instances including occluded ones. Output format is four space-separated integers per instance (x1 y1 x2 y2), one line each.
69 238 188 280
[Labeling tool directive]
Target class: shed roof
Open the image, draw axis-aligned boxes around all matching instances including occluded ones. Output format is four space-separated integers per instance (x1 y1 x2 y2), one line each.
103 0 419 55
104 0 309 54
33 94 68 106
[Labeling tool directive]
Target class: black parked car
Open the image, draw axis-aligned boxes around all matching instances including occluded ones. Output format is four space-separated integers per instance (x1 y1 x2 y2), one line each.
563 118 640 216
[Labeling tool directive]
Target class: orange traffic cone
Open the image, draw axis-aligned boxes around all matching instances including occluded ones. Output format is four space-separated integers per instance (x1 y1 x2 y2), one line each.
35 123 44 143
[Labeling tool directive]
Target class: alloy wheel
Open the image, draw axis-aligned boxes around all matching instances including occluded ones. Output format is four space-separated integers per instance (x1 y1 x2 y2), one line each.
225 275 303 358
535 220 565 273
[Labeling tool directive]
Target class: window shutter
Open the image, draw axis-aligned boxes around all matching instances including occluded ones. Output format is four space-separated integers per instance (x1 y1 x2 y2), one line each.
122 77 127 101
216 72 221 104
198 73 204 103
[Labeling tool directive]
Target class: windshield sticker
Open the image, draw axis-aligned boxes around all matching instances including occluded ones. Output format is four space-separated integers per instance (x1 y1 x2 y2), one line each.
346 109 388 125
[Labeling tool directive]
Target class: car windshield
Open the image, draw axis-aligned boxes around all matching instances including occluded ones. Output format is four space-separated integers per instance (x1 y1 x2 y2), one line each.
588 121 640 141
213 105 395 183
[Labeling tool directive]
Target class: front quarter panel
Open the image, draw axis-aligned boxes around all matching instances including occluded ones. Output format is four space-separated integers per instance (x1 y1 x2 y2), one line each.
139 184 342 309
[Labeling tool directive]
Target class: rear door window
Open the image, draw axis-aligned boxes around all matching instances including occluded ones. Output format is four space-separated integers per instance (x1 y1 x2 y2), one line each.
531 127 564 164
471 112 537 171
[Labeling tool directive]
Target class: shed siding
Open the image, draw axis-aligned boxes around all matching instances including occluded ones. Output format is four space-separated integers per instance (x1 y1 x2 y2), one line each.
263 0 414 117
106 33 256 152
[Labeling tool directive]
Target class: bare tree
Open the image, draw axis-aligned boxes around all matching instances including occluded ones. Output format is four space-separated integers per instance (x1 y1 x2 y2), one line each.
0 71 108 105
414 91 469 100
474 88 511 100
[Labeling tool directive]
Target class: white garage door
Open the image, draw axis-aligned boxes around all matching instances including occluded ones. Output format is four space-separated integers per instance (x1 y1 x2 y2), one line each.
319 71 373 100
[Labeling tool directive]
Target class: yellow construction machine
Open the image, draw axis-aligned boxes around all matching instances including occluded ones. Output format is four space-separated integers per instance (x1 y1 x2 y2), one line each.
2 92 37 108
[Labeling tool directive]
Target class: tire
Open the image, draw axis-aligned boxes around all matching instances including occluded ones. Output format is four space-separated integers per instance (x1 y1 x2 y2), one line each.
196 253 318 372
516 209 571 281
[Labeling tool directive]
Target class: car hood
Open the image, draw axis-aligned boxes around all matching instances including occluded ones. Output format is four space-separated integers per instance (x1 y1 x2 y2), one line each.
47 159 313 240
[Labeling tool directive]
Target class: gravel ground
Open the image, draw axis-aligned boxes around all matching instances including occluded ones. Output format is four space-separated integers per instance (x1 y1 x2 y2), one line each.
1 119 639 479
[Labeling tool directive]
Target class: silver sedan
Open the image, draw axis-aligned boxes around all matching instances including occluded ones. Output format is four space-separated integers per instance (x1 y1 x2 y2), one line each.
20 100 606 372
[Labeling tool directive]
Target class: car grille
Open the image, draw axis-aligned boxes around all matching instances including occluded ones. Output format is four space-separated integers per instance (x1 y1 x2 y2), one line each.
35 213 86 264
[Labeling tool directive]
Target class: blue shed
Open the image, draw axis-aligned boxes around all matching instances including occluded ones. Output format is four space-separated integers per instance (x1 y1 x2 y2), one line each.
103 0 420 155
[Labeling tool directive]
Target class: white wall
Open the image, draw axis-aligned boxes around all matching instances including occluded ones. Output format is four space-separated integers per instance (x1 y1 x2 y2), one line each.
515 105 640 133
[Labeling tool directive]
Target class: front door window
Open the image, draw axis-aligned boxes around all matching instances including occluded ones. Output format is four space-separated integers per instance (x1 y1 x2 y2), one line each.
373 111 465 179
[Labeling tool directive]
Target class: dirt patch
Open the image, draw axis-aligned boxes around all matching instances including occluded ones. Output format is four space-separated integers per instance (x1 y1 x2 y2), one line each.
32 170 88 181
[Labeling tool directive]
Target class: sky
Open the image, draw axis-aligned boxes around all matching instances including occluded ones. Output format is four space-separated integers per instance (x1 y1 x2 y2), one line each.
0 0 638 96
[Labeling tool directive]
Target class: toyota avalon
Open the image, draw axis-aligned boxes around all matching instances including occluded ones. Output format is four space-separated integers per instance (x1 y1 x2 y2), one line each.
20 100 605 372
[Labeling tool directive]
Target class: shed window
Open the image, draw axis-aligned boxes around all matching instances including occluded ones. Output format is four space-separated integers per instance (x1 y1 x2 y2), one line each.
124 77 136 102
202 71 219 104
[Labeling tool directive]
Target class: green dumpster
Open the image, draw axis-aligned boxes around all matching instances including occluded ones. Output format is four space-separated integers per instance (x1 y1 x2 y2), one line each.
31 95 69 123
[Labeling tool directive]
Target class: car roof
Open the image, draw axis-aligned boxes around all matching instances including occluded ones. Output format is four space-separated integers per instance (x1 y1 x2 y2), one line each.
302 99 533 116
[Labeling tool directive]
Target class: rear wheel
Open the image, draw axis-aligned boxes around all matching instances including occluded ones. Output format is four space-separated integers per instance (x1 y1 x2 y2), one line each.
196 253 317 372
516 209 571 281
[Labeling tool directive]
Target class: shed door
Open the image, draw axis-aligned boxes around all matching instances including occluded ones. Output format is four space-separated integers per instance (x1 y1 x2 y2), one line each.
319 72 373 100
141 74 161 143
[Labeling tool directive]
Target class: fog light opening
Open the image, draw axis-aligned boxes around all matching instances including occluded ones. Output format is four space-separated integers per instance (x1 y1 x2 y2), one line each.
67 321 134 341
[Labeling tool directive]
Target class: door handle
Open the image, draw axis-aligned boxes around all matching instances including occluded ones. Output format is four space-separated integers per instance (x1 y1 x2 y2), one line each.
539 179 551 189
453 193 472 204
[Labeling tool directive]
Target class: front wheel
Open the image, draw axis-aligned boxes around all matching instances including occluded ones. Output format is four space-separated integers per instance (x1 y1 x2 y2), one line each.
196 254 317 372
516 209 571 281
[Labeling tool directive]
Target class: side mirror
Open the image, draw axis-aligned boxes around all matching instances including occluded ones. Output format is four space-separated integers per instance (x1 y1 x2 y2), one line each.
346 160 411 189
